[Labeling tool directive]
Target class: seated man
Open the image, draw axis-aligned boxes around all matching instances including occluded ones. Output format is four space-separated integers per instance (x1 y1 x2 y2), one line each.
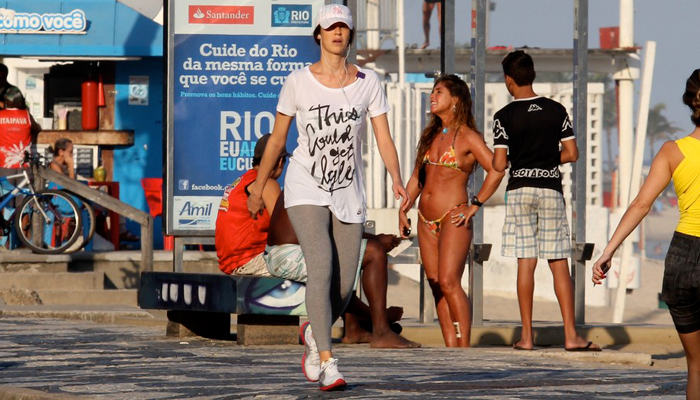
215 134 288 276
266 192 420 349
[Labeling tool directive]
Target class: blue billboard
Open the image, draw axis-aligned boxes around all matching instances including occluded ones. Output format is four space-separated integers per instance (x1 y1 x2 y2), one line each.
166 0 322 235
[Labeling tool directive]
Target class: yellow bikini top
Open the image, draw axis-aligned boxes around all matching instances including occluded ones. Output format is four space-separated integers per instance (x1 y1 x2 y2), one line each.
422 131 466 172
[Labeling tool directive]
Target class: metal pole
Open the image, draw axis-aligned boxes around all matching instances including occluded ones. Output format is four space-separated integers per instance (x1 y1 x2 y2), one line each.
346 0 357 63
612 0 637 324
398 0 405 86
165 0 174 236
419 266 435 324
440 0 455 74
572 0 589 325
619 0 634 49
419 92 435 325
617 0 634 206
614 42 655 324
469 0 486 327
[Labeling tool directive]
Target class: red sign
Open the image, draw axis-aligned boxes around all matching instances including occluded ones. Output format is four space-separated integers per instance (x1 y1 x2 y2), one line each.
188 5 254 25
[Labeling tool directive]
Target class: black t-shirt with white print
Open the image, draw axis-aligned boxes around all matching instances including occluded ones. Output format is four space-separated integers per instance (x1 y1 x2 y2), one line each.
492 96 574 193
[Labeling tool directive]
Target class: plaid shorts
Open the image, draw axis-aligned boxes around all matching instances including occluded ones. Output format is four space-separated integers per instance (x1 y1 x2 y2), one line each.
502 187 571 259
264 239 367 285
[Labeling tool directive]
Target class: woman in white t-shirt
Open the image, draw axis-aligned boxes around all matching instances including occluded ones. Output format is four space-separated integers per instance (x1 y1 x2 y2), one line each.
247 4 408 392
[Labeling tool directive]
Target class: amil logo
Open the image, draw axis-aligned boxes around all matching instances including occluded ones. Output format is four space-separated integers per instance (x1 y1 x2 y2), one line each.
189 6 254 25
178 201 213 227
271 4 312 27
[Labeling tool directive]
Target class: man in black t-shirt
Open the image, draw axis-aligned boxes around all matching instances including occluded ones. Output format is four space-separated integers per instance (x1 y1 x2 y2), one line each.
492 50 600 352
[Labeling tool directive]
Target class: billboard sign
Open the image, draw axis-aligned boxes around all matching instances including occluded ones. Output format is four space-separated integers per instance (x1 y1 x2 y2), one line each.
166 0 322 235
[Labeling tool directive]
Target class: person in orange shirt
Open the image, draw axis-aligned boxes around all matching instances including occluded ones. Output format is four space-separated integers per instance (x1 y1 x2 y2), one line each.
215 134 288 276
0 87 41 205
0 87 41 172
0 87 41 249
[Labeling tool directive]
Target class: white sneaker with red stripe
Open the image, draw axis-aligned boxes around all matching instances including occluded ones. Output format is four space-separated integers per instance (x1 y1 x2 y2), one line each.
300 322 320 382
318 357 346 391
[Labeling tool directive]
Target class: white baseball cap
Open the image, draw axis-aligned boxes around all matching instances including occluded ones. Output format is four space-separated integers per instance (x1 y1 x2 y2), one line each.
316 4 353 30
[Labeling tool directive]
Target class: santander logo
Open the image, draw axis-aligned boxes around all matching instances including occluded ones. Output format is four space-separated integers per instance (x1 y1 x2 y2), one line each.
188 5 254 25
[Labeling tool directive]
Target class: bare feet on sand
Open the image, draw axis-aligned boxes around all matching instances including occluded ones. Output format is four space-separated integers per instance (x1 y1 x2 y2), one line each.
342 327 373 344
370 330 421 349
512 337 533 351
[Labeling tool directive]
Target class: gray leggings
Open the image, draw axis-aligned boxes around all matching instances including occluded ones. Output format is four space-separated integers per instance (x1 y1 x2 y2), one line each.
287 205 363 352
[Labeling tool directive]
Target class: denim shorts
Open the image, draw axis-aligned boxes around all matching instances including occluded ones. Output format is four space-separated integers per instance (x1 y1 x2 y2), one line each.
661 231 700 334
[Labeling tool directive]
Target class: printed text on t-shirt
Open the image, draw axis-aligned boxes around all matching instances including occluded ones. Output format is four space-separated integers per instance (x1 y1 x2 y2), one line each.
306 104 360 194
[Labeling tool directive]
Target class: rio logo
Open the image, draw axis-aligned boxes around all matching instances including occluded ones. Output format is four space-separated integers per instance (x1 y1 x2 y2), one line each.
271 4 312 27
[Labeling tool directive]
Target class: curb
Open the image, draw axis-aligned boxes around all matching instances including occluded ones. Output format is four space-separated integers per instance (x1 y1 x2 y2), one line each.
486 347 654 366
2 308 681 347
399 324 681 347
0 309 153 324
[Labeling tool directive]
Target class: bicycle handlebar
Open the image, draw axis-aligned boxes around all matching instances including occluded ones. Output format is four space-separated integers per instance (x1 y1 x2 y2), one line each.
23 151 45 167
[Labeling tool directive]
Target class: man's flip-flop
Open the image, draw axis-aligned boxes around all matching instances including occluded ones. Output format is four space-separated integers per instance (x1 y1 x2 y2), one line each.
565 341 601 352
512 343 533 351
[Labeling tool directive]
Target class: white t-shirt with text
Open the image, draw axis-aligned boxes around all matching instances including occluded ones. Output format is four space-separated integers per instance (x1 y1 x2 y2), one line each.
277 65 389 223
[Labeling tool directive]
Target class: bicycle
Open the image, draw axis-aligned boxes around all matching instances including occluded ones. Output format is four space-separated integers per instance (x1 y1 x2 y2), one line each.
0 153 83 254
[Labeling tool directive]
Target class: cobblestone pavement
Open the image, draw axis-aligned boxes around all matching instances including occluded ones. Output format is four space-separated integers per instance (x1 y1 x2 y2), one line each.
0 317 686 399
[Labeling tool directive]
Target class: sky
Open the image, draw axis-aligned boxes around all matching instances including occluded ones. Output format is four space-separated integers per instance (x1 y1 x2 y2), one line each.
403 0 700 137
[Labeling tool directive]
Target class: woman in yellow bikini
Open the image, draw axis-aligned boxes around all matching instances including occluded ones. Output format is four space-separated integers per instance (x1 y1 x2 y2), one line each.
399 75 504 347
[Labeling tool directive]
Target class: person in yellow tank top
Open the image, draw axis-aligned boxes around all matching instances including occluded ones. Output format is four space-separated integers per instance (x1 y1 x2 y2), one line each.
593 69 700 400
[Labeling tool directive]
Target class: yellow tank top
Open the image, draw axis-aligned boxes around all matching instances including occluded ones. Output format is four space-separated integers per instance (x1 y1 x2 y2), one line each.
673 136 700 237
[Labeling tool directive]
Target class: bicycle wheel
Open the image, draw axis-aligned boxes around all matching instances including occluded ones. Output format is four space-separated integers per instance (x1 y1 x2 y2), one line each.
15 189 83 254
63 193 96 252
78 200 96 250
